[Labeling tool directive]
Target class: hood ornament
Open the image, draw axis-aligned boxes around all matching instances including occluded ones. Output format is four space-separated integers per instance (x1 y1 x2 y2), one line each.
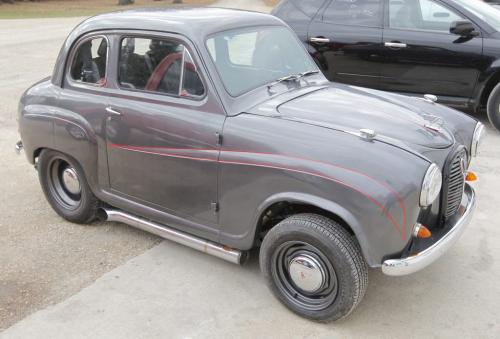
423 94 438 103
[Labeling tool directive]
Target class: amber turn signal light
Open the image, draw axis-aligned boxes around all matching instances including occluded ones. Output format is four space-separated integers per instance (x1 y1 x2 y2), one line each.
413 223 432 239
466 171 478 182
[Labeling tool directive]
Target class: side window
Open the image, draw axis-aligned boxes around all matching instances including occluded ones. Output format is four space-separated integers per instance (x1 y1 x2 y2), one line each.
389 0 463 32
118 37 205 98
323 0 383 27
293 0 326 18
182 50 205 97
70 37 107 85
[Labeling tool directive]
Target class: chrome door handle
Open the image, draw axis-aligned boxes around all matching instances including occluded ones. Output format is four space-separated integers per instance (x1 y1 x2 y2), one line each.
106 107 122 116
384 42 407 48
310 37 330 43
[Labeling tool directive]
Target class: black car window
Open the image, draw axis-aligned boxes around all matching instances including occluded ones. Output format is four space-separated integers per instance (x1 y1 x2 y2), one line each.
389 0 463 32
118 37 204 98
70 37 107 86
293 0 326 18
323 0 383 27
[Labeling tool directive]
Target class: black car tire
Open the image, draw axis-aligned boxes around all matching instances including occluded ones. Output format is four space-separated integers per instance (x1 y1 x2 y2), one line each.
487 82 500 132
38 149 99 224
259 213 368 322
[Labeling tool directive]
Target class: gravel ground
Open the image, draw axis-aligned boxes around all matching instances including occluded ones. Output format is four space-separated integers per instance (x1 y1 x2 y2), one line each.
0 1 272 331
0 17 160 331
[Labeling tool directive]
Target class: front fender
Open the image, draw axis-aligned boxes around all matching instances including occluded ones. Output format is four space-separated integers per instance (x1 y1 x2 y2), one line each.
252 192 375 265
218 113 431 267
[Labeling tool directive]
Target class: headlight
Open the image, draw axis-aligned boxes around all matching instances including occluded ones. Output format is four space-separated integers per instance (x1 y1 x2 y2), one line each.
420 163 442 207
471 122 486 157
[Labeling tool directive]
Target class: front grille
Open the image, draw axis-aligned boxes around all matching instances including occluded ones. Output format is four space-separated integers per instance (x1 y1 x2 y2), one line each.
443 148 467 220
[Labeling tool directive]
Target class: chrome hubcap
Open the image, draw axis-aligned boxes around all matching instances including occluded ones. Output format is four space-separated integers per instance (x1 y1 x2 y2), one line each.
61 167 81 195
288 254 326 293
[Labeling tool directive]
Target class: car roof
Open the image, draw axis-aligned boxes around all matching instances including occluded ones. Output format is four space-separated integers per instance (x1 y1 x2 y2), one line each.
74 7 281 39
51 7 285 87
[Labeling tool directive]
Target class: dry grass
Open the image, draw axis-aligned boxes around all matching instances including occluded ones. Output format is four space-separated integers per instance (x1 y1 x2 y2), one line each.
0 0 216 19
263 0 280 7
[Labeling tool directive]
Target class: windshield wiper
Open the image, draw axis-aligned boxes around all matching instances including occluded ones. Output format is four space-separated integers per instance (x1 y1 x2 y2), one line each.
267 70 320 90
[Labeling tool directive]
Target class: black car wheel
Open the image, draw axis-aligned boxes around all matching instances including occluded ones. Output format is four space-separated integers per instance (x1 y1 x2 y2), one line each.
487 82 500 132
260 214 368 322
38 149 99 224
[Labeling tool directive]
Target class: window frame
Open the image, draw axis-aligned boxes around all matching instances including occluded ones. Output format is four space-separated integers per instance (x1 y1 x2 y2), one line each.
116 34 207 101
321 0 385 28
66 34 110 89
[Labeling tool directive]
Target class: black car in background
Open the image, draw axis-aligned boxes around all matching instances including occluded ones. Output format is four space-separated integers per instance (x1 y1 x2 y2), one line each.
273 0 500 131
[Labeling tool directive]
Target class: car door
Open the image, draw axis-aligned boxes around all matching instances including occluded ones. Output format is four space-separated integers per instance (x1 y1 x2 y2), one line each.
105 34 225 230
380 0 484 103
308 0 385 88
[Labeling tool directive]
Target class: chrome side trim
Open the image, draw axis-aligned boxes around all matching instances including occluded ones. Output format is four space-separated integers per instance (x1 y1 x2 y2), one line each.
384 42 407 48
103 209 243 265
309 37 330 43
382 183 476 276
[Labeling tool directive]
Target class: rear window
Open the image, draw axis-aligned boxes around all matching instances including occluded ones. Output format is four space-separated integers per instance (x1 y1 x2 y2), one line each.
70 36 107 86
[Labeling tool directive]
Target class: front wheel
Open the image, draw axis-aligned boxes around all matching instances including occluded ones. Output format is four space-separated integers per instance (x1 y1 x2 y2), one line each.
259 214 368 322
38 149 99 224
487 82 500 132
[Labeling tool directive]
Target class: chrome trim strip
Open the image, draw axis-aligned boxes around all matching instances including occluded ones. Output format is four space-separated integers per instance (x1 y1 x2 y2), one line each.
384 42 407 48
102 209 243 265
309 37 330 43
382 183 476 276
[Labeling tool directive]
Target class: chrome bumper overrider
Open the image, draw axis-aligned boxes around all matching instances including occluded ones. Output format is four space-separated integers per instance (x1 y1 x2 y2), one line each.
382 183 476 276
15 140 23 154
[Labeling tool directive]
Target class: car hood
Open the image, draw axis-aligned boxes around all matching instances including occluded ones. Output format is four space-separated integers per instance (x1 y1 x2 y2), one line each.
273 84 455 149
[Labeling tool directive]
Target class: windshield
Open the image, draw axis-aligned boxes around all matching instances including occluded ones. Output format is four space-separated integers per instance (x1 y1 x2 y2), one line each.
206 26 318 97
453 0 500 31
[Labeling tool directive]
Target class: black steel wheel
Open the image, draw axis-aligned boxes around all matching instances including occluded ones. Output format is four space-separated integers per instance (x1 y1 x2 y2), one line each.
38 149 99 224
272 240 338 311
260 214 368 322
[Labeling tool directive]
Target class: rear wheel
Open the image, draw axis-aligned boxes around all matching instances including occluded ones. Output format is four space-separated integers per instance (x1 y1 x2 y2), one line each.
38 149 99 224
259 214 368 322
486 82 500 132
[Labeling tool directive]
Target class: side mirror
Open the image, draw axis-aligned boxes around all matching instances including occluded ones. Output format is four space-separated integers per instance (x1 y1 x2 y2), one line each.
450 20 479 37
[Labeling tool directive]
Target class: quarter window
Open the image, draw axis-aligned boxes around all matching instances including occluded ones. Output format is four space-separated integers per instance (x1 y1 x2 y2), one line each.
323 0 383 27
118 37 205 98
70 37 107 85
389 0 464 32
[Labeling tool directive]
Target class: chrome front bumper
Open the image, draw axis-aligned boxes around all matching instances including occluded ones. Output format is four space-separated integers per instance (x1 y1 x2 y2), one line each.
382 183 476 276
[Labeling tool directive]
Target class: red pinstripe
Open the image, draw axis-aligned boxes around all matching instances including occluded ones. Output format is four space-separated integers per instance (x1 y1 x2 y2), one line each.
109 144 408 239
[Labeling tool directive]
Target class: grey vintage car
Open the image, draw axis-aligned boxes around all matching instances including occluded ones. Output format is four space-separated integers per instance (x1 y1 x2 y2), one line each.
17 8 484 321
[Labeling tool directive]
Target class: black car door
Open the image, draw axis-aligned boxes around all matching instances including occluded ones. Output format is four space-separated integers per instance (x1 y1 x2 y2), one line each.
104 34 225 236
308 0 385 88
380 0 483 104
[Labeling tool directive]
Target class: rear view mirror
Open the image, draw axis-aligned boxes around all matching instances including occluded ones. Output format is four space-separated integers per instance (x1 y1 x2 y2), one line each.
450 20 479 37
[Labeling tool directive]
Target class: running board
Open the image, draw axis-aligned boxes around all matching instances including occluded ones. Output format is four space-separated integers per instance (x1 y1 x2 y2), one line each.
101 208 244 265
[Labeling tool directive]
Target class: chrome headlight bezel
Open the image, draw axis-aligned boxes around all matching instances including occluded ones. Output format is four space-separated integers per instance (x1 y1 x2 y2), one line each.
420 163 442 207
471 122 486 157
